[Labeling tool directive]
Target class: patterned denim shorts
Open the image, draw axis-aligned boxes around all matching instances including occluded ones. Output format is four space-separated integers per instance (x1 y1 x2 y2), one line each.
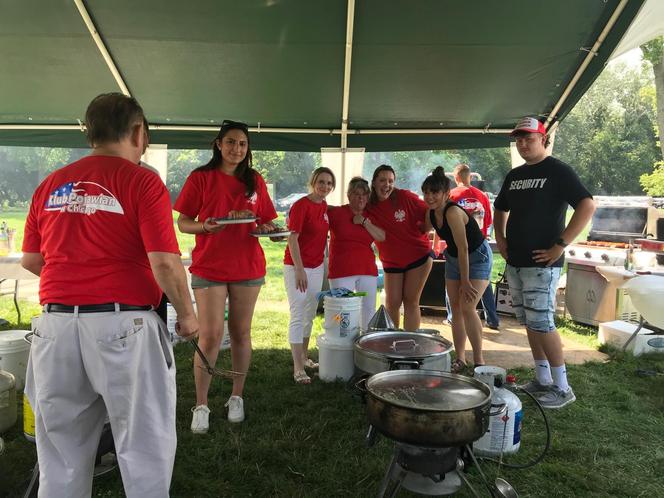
444 240 493 281
504 265 562 333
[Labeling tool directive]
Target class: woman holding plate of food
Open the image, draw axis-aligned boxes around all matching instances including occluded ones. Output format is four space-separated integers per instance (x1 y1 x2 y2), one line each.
174 119 278 431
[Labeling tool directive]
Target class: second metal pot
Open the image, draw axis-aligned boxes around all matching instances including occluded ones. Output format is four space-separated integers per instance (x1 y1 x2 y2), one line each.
354 330 453 374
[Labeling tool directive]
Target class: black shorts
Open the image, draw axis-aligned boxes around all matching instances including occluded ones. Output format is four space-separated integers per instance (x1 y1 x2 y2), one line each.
383 252 434 274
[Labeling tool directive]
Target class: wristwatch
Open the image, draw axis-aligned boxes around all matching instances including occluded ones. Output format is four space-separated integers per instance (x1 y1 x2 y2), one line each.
554 237 568 248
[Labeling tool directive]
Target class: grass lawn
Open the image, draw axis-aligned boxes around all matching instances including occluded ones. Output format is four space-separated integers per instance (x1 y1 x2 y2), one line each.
1 211 664 497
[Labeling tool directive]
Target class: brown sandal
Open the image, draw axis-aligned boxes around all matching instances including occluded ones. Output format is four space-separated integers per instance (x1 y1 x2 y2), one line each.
293 370 311 384
451 359 467 374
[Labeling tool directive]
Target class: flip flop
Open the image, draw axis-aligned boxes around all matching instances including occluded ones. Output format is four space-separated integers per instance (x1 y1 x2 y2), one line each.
303 358 319 370
293 370 311 384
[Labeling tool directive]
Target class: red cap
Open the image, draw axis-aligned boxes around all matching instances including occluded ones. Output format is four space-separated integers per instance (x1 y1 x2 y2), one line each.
510 117 546 136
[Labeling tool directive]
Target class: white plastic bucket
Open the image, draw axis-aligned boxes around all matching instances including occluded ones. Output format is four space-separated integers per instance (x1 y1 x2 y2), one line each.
0 330 30 391
323 296 361 342
317 334 355 382
0 370 17 433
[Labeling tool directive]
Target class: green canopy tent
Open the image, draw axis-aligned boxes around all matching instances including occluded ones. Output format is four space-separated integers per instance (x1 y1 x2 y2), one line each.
0 0 647 151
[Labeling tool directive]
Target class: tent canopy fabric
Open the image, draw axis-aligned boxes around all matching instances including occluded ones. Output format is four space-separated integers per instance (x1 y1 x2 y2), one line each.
611 0 664 59
0 0 646 151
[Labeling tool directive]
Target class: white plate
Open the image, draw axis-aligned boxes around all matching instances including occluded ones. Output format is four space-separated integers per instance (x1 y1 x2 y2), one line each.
250 231 291 238
212 217 257 225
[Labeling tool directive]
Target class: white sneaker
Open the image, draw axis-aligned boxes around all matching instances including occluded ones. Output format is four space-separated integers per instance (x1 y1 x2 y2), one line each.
220 333 231 350
225 396 245 423
190 405 210 434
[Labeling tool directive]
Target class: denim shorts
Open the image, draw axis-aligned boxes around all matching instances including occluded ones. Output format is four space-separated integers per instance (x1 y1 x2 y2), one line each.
504 265 562 333
444 240 492 281
191 273 265 289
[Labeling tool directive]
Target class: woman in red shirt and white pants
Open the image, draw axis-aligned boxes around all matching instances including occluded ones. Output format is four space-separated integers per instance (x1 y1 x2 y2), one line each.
328 177 385 330
175 120 278 431
284 167 335 384
365 165 433 330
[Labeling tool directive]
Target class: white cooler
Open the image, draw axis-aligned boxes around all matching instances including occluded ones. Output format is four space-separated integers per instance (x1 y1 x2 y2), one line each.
598 320 664 356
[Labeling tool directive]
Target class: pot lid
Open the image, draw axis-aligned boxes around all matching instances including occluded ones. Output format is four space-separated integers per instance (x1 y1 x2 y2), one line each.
355 331 452 358
366 370 490 412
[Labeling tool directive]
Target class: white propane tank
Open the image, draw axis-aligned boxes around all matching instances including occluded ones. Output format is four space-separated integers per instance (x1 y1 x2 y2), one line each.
473 367 523 456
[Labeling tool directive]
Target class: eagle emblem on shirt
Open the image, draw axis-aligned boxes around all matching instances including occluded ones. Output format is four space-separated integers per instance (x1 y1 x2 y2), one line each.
394 209 406 222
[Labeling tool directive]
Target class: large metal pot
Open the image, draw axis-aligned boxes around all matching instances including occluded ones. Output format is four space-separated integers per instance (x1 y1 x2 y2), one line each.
354 330 453 374
365 369 491 447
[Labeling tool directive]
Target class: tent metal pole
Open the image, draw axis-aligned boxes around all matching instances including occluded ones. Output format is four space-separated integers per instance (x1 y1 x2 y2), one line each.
348 128 512 135
340 0 357 196
0 125 84 130
73 0 131 96
340 0 356 150
546 0 629 130
0 124 512 135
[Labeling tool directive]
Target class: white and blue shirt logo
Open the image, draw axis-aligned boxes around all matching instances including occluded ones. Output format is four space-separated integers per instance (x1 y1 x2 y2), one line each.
45 181 124 215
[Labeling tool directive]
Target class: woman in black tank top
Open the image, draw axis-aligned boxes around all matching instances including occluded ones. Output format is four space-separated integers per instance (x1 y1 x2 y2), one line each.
422 167 492 372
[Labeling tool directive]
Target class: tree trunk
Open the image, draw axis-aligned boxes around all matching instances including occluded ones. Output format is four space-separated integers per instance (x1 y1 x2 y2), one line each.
654 55 664 159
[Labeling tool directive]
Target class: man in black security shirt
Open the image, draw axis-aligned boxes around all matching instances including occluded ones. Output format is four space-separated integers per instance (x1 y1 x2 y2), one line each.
494 117 595 409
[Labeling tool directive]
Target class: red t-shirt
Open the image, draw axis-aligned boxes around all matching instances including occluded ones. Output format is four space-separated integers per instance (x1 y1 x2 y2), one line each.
327 204 377 278
365 189 431 269
284 196 329 268
22 155 179 307
174 168 277 282
449 185 492 237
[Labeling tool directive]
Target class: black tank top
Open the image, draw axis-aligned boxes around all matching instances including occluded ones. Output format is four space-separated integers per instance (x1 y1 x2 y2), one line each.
430 202 485 257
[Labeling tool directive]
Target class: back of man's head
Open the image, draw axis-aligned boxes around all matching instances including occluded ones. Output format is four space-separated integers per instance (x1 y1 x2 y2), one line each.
85 93 145 147
453 163 471 183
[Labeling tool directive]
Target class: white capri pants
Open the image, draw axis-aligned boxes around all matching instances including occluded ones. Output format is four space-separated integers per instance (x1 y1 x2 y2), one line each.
24 308 176 498
328 275 378 331
284 263 325 343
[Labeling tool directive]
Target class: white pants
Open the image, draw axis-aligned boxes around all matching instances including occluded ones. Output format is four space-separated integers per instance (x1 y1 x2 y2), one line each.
284 263 325 343
328 275 378 331
25 309 176 498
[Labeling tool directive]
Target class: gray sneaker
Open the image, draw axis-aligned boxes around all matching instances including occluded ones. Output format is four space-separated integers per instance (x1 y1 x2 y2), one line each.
518 379 555 395
537 386 576 409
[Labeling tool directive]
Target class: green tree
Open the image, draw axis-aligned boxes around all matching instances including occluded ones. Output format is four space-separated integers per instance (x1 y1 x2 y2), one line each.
0 146 86 206
456 147 512 193
641 161 664 195
555 61 661 194
166 149 209 202
641 37 664 158
166 148 320 202
253 151 320 197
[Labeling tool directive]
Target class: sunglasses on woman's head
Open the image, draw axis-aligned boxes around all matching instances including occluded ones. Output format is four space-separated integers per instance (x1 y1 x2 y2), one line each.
220 119 249 132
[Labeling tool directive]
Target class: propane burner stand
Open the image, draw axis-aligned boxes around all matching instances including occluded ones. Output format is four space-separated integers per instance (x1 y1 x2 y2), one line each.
377 443 491 497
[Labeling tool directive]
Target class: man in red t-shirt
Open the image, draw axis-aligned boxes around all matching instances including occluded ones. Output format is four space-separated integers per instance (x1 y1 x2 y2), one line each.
21 93 198 497
448 163 499 330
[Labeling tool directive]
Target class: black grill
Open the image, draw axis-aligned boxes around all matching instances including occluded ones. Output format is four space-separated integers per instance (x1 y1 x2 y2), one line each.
588 206 647 243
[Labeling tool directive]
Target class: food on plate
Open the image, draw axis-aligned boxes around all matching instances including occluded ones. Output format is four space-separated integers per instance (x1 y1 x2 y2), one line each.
253 223 288 235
